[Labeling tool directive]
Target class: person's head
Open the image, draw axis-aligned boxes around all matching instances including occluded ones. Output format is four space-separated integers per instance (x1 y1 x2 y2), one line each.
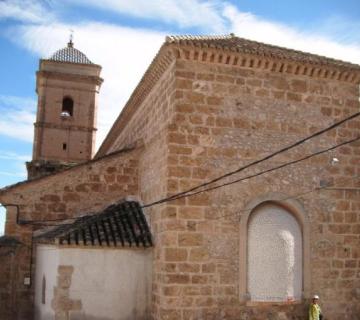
312 295 319 303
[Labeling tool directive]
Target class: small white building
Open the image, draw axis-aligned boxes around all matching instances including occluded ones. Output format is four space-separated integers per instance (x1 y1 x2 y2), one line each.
34 201 153 320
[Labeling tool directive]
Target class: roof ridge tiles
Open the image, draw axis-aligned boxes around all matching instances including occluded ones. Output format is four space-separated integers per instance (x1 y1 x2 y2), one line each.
165 34 360 69
96 34 360 156
166 34 234 43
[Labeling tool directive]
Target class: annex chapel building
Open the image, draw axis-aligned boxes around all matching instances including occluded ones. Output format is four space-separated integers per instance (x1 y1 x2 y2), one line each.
0 35 360 320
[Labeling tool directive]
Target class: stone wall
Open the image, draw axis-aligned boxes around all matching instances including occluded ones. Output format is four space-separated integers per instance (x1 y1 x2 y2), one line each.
0 51 178 319
150 57 360 319
1 43 359 320
103 59 179 319
0 148 140 319
0 238 30 320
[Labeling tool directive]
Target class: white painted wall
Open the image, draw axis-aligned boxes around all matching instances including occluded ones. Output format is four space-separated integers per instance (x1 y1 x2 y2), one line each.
34 245 59 320
34 245 152 320
247 203 302 302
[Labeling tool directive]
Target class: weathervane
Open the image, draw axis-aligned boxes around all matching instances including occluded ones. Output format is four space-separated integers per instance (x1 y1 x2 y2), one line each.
68 29 74 48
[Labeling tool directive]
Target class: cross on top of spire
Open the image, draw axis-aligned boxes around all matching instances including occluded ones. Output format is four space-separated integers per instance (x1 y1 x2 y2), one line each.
67 29 74 48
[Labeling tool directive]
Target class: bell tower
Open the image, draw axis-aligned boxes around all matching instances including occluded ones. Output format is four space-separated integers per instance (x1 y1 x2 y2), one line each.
27 39 103 179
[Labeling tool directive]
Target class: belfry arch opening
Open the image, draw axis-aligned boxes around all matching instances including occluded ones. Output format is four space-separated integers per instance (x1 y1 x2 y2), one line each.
61 97 74 117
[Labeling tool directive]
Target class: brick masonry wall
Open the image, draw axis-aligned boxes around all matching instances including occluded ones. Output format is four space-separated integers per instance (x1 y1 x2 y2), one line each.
152 58 360 319
1 48 359 320
104 60 178 319
0 148 140 319
0 245 27 319
0 54 177 319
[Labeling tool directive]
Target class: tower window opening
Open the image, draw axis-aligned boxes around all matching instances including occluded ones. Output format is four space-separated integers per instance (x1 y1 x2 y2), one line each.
61 97 74 117
63 143 67 150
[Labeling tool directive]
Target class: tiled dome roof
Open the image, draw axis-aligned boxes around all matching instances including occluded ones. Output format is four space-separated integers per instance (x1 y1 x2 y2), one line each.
48 40 93 64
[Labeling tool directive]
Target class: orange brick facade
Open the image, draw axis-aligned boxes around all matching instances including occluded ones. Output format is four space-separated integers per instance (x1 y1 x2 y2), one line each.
1 36 360 319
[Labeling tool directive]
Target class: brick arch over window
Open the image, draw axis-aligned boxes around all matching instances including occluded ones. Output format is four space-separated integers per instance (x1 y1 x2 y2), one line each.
239 192 310 303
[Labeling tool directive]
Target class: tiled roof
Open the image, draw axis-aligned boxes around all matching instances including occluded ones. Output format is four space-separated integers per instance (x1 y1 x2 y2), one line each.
96 34 360 157
36 201 152 248
47 40 93 64
166 34 360 70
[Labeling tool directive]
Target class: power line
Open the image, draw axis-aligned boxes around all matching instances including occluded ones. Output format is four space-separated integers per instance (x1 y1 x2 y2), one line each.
191 175 360 225
143 111 360 207
20 175 360 228
18 135 360 226
142 135 360 208
2 112 359 225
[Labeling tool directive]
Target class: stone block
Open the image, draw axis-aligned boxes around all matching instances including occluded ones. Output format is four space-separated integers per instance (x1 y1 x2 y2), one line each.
286 92 302 102
178 263 200 273
164 274 190 284
178 233 203 247
290 79 307 93
191 275 207 284
164 248 188 262
40 194 61 202
189 248 209 262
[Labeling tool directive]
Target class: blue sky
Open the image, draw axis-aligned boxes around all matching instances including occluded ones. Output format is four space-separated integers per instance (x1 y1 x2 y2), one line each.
0 0 359 235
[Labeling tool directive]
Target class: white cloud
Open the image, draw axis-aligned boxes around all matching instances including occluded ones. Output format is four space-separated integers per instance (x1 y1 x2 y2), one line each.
0 151 31 162
223 5 360 64
10 23 165 148
67 0 227 32
313 15 360 45
4 3 360 151
0 0 54 24
0 95 36 142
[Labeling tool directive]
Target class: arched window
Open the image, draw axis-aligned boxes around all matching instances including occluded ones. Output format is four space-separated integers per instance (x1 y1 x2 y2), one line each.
239 193 310 303
247 203 302 302
61 97 74 117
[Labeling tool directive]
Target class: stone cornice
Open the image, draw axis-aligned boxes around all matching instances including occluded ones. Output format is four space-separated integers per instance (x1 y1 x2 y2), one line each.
37 70 104 86
40 59 102 69
166 34 360 74
36 83 100 93
96 35 360 157
167 36 360 83
34 122 97 132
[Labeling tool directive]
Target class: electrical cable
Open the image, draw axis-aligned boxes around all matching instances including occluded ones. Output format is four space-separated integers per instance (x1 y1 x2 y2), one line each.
17 135 360 225
189 175 360 225
20 175 360 229
2 111 359 224
142 135 360 207
143 111 360 206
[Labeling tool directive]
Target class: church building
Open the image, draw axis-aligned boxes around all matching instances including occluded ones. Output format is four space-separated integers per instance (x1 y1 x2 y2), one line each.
0 34 359 320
